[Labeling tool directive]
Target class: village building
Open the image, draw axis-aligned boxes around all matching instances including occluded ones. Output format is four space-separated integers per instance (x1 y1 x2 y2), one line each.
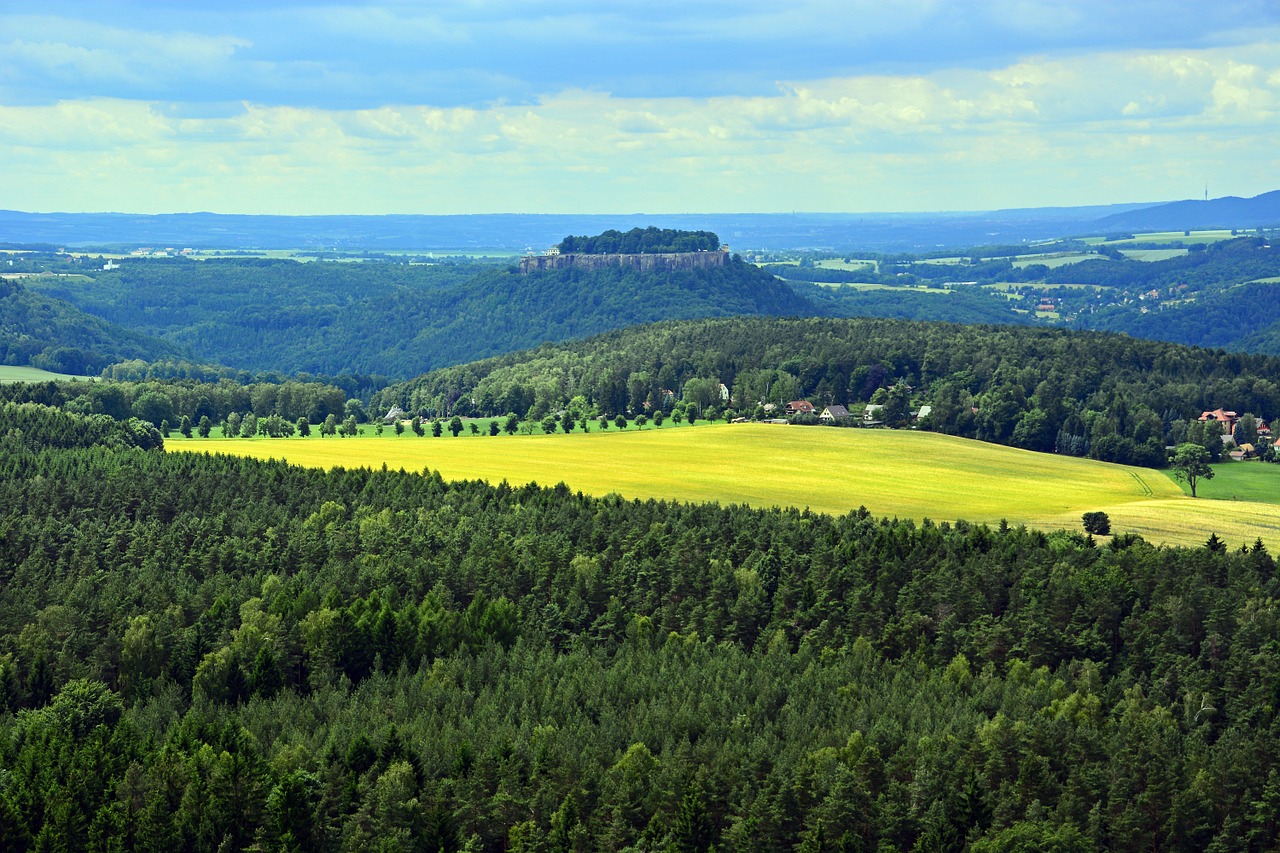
1199 408 1239 430
785 400 816 416
820 405 850 423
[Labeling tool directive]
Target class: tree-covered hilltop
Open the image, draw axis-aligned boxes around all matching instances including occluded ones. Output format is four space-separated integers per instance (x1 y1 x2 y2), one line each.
0 277 181 373
2 406 1280 849
376 317 1280 467
556 227 720 255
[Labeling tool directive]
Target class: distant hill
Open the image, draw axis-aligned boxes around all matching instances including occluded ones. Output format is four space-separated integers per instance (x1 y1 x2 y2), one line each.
1095 190 1280 232
24 255 815 379
0 278 181 373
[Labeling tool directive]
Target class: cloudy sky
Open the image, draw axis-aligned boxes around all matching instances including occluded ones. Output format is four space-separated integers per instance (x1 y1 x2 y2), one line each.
3 1 1279 214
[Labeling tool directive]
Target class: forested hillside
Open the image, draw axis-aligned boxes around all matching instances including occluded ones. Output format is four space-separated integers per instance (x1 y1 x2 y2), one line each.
376 317 1280 467
25 255 812 379
0 278 181 373
2 405 1279 850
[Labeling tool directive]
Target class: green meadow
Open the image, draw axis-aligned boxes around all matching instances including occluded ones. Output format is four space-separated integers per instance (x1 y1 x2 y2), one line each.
1082 230 1239 246
1120 248 1189 261
0 365 98 384
1166 462 1280 505
169 423 1280 548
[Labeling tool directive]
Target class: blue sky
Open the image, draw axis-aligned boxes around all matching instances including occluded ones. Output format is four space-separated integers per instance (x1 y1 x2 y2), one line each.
3 1 1279 214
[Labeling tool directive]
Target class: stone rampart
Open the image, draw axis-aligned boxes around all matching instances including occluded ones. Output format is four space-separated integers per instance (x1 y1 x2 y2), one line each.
519 249 729 275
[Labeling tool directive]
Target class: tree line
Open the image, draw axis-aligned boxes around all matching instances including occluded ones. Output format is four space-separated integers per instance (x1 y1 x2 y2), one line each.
375 316 1280 468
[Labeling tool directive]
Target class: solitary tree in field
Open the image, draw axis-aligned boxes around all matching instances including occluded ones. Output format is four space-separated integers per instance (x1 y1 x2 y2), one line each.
1082 511 1111 536
488 421 499 436
198 416 212 438
296 416 310 437
504 413 520 435
614 414 628 430
1171 442 1214 497
431 419 443 438
449 416 463 437
394 419 404 436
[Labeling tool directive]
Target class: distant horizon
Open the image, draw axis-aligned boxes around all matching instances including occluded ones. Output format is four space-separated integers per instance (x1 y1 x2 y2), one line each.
2 198 1182 219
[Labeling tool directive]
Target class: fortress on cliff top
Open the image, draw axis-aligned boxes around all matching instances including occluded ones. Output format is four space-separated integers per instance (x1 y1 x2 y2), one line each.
519 245 731 275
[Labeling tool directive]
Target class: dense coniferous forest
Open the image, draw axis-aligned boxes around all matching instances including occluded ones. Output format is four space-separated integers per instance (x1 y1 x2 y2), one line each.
375 317 1280 467
2 404 1280 850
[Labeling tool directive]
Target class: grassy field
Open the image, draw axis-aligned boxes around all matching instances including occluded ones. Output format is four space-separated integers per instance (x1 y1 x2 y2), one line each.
1163 462 1280 505
1120 248 1189 261
0 365 98 384
1083 230 1239 246
168 424 1280 548
1010 252 1097 269
814 259 876 271
813 282 951 293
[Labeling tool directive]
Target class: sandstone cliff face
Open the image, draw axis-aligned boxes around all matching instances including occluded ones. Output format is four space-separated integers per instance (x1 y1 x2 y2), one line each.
519 250 729 275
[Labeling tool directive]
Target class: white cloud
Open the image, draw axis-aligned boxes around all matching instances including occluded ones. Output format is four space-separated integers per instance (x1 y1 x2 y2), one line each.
3 42 1279 213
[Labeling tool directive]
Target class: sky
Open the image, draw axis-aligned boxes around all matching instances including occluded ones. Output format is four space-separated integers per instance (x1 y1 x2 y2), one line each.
3 1 1279 215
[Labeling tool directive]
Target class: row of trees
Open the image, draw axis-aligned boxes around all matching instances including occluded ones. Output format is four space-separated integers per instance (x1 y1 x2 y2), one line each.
3 403 1280 849
0 377 349 429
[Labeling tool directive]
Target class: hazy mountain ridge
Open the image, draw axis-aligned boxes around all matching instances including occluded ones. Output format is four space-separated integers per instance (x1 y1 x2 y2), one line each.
1095 190 1280 232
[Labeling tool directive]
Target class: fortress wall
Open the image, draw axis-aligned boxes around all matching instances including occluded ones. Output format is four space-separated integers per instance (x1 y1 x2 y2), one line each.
519 250 729 275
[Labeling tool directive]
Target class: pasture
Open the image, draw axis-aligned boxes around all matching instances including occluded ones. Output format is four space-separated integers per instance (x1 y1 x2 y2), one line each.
1120 248 1189 262
1166 462 1280 505
1083 230 1238 246
168 424 1280 548
813 282 950 293
0 365 98 384
1010 251 1097 269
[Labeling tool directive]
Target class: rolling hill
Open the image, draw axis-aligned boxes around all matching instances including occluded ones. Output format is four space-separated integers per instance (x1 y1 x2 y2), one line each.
26 255 815 379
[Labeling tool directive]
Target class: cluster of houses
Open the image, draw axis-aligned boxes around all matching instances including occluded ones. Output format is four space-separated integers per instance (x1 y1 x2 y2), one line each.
1199 408 1272 460
743 400 930 427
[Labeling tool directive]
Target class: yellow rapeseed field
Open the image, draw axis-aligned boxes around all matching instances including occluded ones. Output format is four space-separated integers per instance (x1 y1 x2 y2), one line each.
169 423 1280 548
